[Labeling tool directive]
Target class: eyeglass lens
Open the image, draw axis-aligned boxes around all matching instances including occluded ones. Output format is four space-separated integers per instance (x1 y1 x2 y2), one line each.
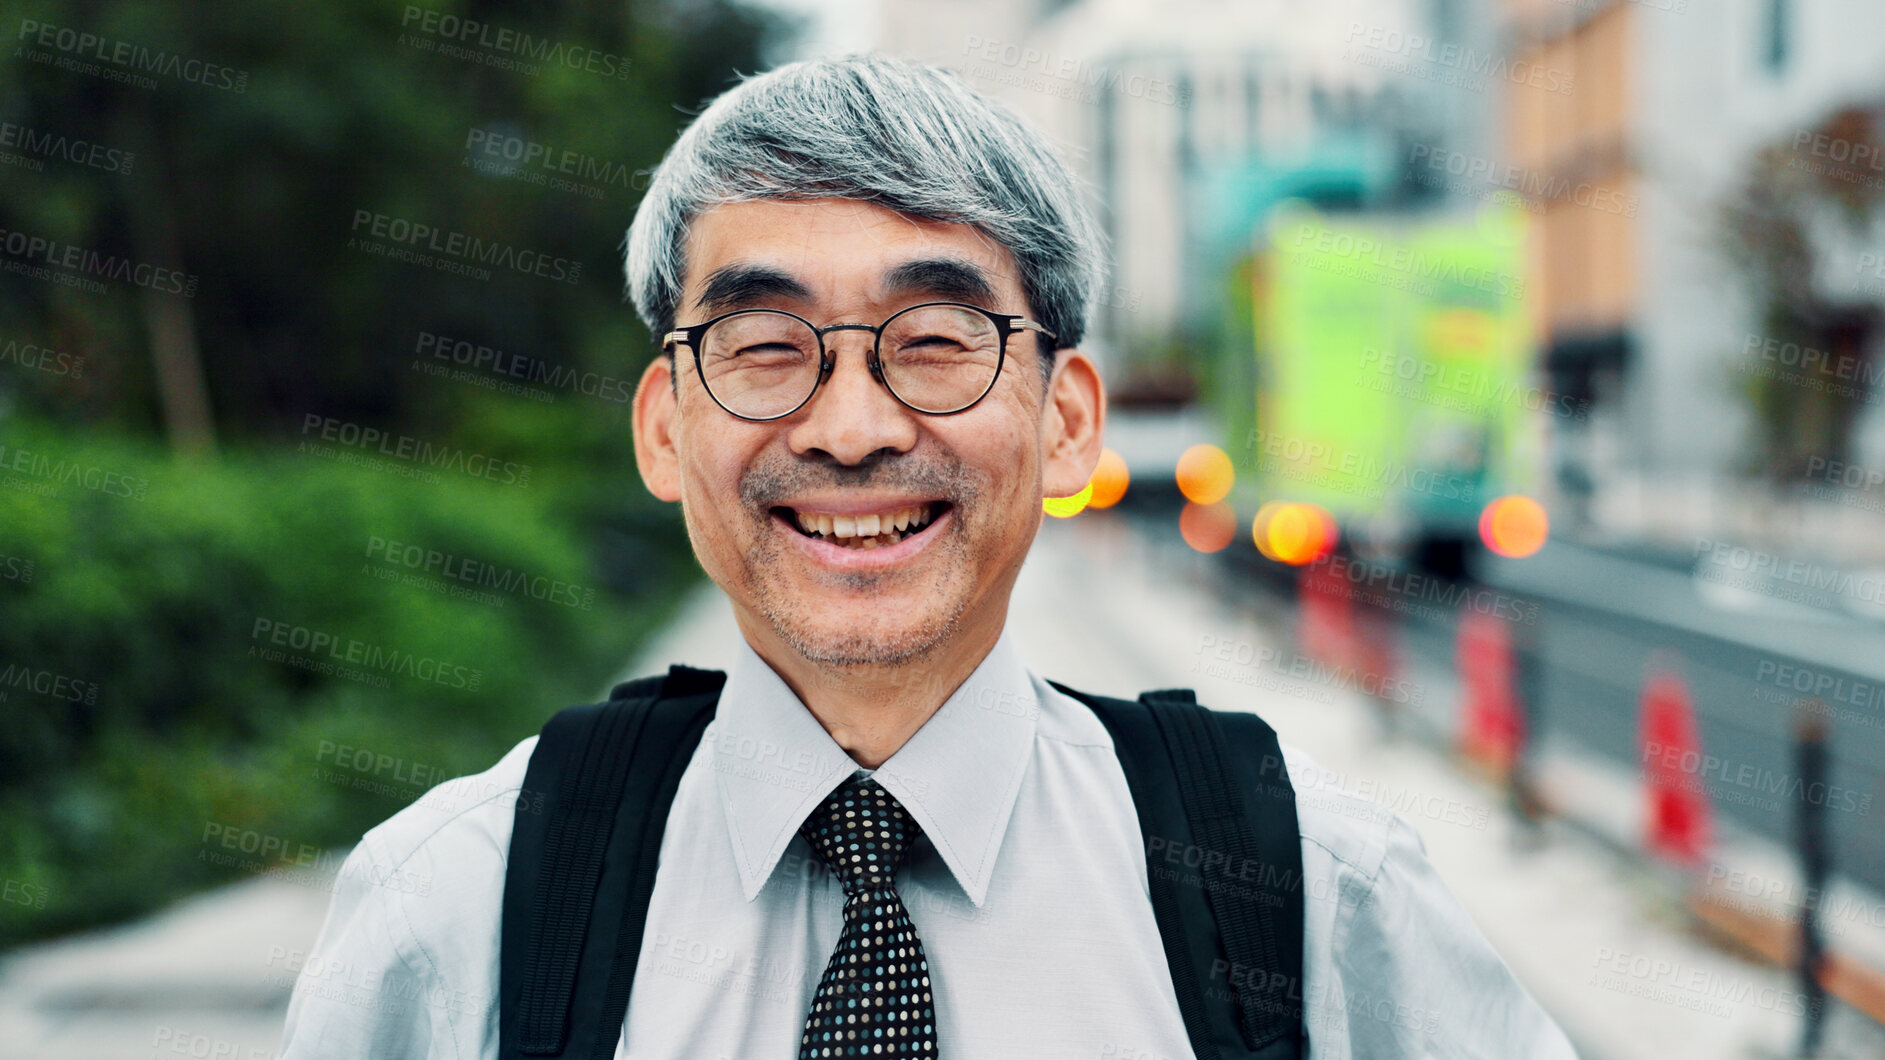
698 304 1003 418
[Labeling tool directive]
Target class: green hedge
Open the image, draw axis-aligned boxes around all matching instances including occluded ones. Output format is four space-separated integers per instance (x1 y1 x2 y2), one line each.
0 414 698 948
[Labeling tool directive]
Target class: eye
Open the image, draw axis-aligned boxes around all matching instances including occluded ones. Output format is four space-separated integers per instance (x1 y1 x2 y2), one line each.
902 333 966 349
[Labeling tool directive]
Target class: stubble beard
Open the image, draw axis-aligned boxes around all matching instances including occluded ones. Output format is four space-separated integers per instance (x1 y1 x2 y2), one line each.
730 446 987 670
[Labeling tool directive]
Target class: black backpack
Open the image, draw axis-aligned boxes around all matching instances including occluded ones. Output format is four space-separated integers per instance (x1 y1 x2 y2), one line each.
498 664 1307 1060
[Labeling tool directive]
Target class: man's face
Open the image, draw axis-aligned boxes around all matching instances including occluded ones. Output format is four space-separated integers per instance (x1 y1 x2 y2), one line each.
631 199 1101 672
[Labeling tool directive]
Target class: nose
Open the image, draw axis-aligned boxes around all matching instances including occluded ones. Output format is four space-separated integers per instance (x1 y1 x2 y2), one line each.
784 330 919 465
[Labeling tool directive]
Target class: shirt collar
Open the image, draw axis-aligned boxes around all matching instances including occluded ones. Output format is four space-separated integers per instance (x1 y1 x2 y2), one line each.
709 627 1038 908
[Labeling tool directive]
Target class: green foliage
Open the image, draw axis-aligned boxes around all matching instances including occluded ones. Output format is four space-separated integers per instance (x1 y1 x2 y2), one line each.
0 413 698 948
0 0 788 949
0 0 793 438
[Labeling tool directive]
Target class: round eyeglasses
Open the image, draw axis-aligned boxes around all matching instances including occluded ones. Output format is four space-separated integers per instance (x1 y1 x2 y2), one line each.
662 301 1056 421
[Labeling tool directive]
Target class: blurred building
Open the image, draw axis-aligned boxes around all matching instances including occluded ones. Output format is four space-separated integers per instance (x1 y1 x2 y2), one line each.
876 0 1497 394
870 0 1510 493
1500 0 1885 531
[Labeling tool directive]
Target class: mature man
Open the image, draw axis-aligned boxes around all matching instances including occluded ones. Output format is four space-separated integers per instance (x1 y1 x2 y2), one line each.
282 55 1577 1058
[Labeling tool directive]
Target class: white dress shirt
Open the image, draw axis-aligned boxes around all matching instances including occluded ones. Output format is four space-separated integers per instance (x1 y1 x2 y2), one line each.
280 626 1576 1058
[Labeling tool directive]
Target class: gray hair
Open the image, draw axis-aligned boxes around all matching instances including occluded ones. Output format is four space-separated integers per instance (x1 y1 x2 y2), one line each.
623 55 1105 381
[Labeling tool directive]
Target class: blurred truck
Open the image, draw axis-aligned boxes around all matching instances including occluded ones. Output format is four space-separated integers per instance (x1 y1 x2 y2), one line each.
1225 199 1544 574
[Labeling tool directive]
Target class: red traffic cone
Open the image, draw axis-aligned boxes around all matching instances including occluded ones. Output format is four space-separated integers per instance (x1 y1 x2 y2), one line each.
1298 560 1356 668
1640 664 1711 863
1456 609 1523 774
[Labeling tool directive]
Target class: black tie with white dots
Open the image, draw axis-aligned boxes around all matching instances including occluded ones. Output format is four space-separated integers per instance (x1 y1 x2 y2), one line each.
796 773 939 1058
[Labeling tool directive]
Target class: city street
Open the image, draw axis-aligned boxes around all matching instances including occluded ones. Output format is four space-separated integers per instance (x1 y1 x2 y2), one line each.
7 2 1885 1058
4 514 1882 1057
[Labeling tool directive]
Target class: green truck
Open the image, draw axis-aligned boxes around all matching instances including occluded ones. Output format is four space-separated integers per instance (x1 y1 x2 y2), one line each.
1223 199 1546 567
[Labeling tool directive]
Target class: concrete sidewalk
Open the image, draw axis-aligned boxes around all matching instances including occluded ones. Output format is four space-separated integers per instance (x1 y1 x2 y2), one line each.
3 514 1881 1057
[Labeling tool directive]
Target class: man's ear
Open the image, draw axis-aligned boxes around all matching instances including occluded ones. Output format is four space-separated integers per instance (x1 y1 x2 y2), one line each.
1040 349 1105 499
632 355 683 502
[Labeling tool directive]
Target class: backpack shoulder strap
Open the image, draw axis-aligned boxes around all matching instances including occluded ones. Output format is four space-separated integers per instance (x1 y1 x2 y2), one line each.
500 664 725 1059
1049 680 1305 1060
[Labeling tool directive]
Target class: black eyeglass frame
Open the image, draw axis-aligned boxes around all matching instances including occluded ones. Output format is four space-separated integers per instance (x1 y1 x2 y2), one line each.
661 300 1057 421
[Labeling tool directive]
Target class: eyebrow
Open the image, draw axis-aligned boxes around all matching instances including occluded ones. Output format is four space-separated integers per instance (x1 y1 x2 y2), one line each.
691 257 1003 320
694 264 814 317
882 257 997 307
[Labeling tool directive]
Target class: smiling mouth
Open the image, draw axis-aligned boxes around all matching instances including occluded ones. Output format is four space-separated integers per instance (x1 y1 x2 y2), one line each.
773 502 949 551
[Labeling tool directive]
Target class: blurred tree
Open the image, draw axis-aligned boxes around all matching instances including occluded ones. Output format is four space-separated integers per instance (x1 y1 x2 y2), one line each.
1720 105 1884 482
0 0 794 448
0 0 797 947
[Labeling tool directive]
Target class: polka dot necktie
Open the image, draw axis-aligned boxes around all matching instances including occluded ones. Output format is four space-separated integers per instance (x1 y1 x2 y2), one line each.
796 773 938 1058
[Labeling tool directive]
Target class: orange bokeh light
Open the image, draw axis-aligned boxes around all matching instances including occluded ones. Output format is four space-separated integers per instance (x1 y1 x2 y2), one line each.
1479 495 1548 558
1179 501 1237 553
1175 444 1234 505
1087 448 1130 509
1252 501 1337 565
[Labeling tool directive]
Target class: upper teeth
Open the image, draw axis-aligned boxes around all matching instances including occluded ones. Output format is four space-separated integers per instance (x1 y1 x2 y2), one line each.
795 504 933 538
